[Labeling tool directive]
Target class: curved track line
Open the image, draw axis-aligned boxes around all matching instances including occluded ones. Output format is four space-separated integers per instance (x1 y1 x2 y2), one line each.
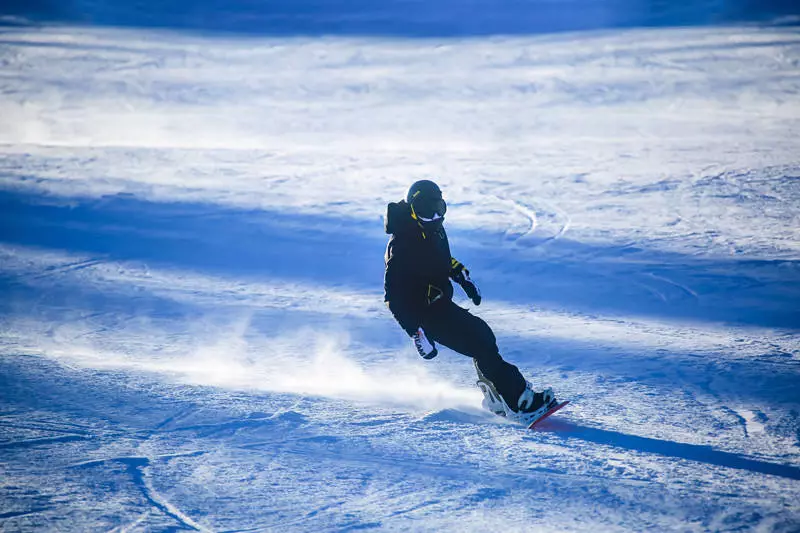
28 259 106 281
645 272 699 299
71 454 212 532
492 195 571 249
506 199 538 241
548 199 572 242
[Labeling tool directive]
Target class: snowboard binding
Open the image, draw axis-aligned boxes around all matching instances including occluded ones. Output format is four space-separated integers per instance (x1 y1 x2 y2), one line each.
473 360 564 428
476 379 508 417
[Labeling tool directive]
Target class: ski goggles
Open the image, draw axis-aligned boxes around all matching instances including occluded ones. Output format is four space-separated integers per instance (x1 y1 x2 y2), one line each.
411 196 447 221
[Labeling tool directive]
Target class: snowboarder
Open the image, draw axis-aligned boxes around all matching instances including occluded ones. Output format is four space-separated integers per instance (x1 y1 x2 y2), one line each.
384 179 558 425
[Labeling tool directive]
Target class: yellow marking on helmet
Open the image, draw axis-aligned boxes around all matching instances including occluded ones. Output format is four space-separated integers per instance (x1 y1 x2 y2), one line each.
410 202 425 237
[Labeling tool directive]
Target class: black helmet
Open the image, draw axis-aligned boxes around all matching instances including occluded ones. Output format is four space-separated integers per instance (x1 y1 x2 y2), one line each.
406 180 447 222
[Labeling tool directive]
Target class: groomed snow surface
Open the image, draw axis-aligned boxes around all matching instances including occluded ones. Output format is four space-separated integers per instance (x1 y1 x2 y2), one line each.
1 19 800 532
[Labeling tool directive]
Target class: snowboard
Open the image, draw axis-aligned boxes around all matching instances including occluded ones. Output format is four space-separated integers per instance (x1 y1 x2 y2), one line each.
527 400 570 429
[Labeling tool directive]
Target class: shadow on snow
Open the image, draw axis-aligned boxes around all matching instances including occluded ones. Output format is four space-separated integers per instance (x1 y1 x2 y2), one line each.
2 0 798 38
1 187 798 330
541 420 800 481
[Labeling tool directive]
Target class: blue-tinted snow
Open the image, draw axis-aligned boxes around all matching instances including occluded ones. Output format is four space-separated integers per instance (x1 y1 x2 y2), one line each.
1 3 799 532
2 0 799 36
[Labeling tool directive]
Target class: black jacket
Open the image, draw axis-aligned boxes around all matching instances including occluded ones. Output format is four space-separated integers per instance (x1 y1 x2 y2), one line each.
384 200 456 335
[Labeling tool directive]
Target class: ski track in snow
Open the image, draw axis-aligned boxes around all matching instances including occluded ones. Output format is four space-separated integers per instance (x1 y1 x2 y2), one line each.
493 194 572 250
1 17 800 533
72 453 210 532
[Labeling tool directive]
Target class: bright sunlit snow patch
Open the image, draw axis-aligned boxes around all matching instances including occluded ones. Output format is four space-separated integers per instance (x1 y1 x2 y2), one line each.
31 319 479 411
1 25 798 258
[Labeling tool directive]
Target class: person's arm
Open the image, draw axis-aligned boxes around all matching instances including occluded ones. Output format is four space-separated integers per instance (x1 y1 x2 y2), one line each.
450 257 481 305
385 239 438 360
384 240 422 336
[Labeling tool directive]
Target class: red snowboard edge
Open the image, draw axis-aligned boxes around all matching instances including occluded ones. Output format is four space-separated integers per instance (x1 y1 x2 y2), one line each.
528 400 570 429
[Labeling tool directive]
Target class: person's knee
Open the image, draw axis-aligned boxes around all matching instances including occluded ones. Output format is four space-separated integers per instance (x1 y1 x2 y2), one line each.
472 320 498 352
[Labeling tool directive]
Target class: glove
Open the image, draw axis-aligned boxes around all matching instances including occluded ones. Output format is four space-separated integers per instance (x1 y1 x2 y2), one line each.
460 269 481 306
451 259 482 306
412 328 438 360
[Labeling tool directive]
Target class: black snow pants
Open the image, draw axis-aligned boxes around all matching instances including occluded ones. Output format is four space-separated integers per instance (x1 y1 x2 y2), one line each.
421 299 526 407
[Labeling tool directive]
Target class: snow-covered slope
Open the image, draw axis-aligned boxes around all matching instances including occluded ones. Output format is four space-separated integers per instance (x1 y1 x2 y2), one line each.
1 13 799 532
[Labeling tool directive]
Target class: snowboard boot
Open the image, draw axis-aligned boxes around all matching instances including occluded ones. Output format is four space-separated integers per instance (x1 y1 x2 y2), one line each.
473 360 559 425
515 382 558 426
